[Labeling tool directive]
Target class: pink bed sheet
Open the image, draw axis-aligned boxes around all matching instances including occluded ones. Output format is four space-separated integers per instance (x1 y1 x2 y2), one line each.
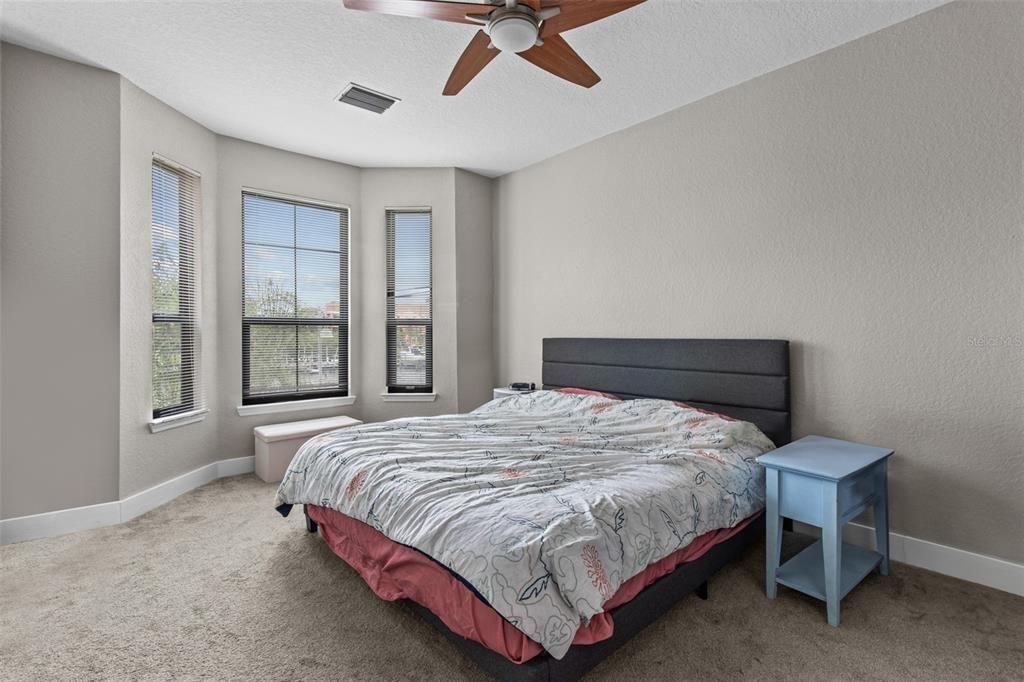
307 504 759 664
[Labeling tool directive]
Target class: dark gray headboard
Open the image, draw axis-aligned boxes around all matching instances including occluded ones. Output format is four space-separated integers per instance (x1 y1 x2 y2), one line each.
542 338 791 445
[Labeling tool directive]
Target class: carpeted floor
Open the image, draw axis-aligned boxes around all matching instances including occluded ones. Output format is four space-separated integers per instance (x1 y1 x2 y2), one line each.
1 475 1021 681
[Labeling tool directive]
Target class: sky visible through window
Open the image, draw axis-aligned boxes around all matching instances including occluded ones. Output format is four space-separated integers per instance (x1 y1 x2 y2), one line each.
243 196 429 317
392 212 431 316
243 194 344 318
152 165 181 314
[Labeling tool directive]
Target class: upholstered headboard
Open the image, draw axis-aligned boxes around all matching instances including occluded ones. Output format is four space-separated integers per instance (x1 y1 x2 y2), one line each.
542 338 791 445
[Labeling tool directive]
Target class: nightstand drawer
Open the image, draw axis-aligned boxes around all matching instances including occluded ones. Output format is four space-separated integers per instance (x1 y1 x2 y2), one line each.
776 464 880 526
838 466 877 521
778 471 828 525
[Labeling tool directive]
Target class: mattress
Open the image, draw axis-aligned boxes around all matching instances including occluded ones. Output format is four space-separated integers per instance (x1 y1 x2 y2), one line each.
307 503 760 663
276 390 774 658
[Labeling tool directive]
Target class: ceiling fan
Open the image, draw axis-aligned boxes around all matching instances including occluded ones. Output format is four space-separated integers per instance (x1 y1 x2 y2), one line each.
342 0 646 95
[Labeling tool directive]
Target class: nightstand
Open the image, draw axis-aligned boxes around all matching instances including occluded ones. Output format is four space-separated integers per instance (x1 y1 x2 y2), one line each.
493 387 533 400
757 435 892 626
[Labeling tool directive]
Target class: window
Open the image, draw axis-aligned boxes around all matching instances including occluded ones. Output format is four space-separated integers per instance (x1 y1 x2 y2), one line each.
242 192 349 405
386 210 432 393
151 158 203 419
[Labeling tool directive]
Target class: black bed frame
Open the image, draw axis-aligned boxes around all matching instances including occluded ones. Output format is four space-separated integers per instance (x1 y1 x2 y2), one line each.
306 338 791 682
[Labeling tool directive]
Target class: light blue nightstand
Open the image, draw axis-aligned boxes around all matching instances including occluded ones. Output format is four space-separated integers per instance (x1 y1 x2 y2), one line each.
757 435 893 626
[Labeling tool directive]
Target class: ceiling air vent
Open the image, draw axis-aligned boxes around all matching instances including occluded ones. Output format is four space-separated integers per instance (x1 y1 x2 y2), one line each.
338 84 399 114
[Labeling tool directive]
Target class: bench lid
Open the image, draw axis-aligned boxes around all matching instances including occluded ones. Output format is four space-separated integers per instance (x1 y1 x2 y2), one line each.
254 415 362 443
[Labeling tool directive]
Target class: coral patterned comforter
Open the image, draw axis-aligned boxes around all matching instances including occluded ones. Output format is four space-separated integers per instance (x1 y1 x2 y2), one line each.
274 390 774 659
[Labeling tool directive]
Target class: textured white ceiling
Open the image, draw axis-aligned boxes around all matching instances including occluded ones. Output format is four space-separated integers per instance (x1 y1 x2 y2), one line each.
0 0 944 176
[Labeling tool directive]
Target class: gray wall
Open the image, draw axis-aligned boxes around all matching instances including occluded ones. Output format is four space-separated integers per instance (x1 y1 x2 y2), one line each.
0 43 495 519
359 168 458 422
1 40 5 517
119 81 220 497
454 169 494 412
357 167 495 421
1 45 121 517
215 137 364 460
493 2 1024 563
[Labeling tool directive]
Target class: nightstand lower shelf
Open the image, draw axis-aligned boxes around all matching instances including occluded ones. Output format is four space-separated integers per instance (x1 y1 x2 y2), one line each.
776 539 882 602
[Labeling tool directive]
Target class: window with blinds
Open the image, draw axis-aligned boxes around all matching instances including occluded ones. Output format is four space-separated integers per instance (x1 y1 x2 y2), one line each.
242 192 349 405
151 158 203 419
386 210 432 393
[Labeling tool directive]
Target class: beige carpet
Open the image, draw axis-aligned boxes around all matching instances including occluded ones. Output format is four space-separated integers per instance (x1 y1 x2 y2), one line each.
1 475 1021 681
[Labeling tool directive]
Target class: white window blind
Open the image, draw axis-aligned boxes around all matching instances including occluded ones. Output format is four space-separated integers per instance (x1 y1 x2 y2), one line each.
242 192 349 405
151 158 203 419
386 210 432 393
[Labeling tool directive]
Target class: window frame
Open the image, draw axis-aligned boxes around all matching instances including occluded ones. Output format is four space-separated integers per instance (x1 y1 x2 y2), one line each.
151 156 201 420
385 208 433 394
240 189 351 407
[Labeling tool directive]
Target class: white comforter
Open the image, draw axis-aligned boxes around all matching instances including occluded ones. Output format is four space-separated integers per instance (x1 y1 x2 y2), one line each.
275 390 773 658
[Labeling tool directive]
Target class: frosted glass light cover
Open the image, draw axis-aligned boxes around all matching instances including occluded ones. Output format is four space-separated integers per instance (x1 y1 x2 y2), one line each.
490 16 537 53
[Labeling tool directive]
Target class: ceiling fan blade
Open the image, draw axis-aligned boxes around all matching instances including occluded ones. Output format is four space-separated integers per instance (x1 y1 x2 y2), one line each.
343 0 495 26
518 34 599 88
540 0 645 38
443 30 500 96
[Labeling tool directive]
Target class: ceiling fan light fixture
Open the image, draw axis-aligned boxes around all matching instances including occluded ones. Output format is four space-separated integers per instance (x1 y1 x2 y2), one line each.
342 0 645 95
488 14 538 53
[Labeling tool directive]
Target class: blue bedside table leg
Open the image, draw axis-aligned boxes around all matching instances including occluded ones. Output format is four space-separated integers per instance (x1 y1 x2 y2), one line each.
874 460 890 576
765 468 782 599
823 484 842 627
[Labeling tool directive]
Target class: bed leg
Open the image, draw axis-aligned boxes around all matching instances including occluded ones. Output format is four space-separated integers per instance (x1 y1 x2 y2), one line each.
696 580 709 600
304 505 318 534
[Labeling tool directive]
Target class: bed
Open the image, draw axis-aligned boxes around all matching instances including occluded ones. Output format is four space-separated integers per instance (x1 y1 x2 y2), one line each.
276 338 791 681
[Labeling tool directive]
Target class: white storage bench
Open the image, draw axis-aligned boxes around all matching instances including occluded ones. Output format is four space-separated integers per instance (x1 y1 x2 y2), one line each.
254 415 362 483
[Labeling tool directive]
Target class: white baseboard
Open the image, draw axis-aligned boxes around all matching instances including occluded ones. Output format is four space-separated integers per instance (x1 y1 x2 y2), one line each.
216 455 257 478
3 467 1020 598
793 521 1024 598
0 500 122 545
0 456 255 545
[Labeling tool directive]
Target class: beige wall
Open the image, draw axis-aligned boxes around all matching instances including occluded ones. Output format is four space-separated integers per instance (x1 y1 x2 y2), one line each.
0 45 121 517
493 2 1024 563
118 81 220 497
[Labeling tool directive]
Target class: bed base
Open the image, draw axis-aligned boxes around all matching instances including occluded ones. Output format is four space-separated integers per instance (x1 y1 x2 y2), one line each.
304 506 318 534
296 338 788 681
404 516 763 682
